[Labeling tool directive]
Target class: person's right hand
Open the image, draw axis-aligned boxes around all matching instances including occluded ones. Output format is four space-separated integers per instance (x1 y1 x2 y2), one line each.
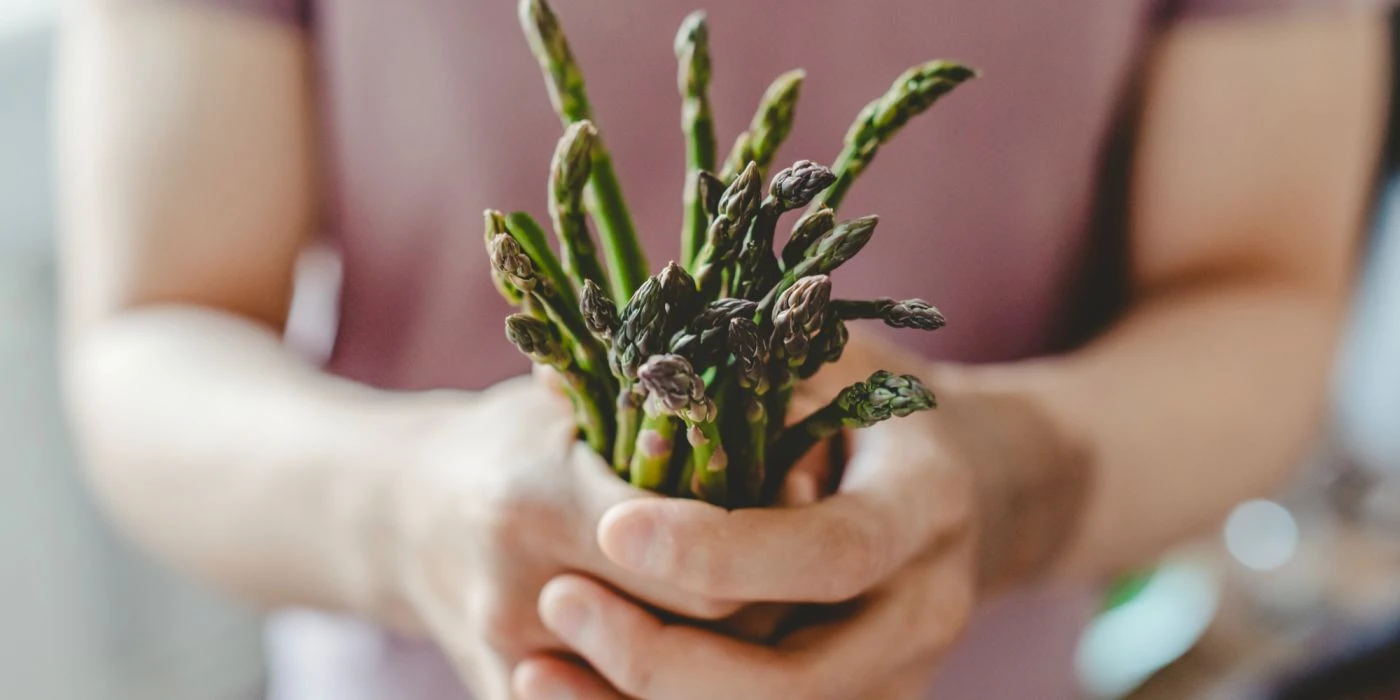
379 374 744 699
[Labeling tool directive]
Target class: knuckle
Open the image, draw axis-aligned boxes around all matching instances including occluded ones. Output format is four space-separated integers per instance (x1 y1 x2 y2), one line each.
479 489 571 553
472 590 536 658
692 547 736 596
821 520 882 600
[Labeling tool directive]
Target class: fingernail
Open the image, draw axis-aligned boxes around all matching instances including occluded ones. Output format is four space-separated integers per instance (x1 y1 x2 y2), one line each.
542 587 595 646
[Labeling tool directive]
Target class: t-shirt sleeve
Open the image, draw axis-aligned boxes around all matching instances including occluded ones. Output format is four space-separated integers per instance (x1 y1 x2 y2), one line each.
1171 0 1395 20
182 0 310 27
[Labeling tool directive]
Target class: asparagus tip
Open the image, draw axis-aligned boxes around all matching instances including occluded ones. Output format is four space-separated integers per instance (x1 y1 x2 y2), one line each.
770 160 837 210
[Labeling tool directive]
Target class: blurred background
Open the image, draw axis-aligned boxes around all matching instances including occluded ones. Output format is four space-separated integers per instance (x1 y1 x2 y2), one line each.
2 2 1398 698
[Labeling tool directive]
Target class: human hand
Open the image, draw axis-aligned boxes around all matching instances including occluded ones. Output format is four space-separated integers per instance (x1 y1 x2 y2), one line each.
519 332 1084 699
380 375 748 699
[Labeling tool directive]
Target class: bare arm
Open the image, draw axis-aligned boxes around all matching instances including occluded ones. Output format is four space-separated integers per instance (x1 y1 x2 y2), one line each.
59 12 746 696
983 11 1387 583
57 0 412 619
527 13 1393 700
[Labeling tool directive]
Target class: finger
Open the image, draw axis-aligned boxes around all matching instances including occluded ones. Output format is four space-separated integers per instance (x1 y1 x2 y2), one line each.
776 438 828 507
568 443 744 621
770 559 969 700
539 564 967 700
597 421 958 602
780 555 970 663
538 574 793 700
513 654 628 700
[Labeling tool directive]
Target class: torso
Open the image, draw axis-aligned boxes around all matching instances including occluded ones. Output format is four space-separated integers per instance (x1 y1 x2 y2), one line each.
314 0 1156 391
280 0 1164 696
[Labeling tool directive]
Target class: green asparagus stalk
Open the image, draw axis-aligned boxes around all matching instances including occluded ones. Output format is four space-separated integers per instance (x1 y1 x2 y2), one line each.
669 298 759 368
519 0 648 301
580 277 628 469
610 273 680 473
759 215 877 312
579 279 620 347
657 261 702 333
831 298 946 330
727 316 770 504
692 162 762 294
501 211 576 309
490 230 609 386
629 407 680 490
675 11 717 268
768 371 937 498
770 274 832 370
484 211 525 306
765 275 831 445
549 121 611 294
720 70 804 183
720 131 756 184
810 61 975 214
637 354 728 505
780 206 835 270
797 316 849 380
732 161 837 299
506 314 611 454
696 170 725 221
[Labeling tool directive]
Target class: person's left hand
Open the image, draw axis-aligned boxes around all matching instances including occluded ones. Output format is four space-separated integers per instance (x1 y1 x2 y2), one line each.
513 333 1008 700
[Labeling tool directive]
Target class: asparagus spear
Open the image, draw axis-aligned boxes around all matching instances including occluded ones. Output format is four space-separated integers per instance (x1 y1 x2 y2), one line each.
629 405 680 491
780 206 835 270
501 211 576 310
669 298 759 367
810 61 976 214
832 298 946 330
519 0 648 301
767 371 937 498
720 131 756 184
610 271 688 474
759 215 877 312
732 161 836 299
675 11 717 268
797 316 849 380
505 314 611 454
657 261 702 333
484 210 524 306
727 316 770 504
637 354 729 505
766 275 831 445
549 121 611 294
490 231 609 385
719 70 805 183
692 162 762 294
580 279 620 346
771 275 832 370
696 170 725 221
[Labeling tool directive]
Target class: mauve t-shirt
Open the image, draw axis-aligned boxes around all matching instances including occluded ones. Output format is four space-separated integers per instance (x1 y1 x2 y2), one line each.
183 0 1361 697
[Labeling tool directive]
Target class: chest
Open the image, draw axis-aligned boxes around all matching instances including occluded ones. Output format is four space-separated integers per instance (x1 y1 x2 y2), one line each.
312 0 1156 386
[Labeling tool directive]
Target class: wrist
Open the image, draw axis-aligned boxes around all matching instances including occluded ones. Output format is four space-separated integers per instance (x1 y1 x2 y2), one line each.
930 364 1092 598
339 388 483 635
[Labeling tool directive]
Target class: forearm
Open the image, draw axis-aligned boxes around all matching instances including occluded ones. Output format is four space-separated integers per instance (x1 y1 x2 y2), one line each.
944 274 1346 591
64 305 444 628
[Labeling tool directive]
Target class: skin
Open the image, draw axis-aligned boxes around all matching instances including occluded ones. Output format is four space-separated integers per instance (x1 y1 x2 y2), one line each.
524 10 1390 700
56 2 1385 700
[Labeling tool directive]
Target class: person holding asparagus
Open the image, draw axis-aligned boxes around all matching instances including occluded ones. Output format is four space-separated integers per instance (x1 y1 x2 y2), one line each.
58 0 1393 698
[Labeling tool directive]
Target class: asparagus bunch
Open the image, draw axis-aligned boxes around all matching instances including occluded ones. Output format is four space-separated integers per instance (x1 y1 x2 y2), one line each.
493 0 973 507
